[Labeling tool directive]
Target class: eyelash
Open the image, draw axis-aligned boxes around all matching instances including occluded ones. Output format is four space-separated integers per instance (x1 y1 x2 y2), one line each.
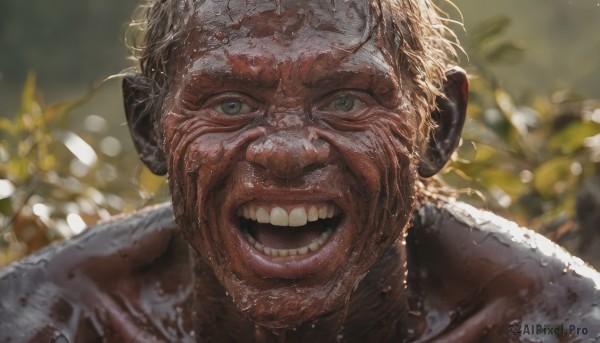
214 99 253 115
201 93 259 116
194 90 372 116
318 91 369 113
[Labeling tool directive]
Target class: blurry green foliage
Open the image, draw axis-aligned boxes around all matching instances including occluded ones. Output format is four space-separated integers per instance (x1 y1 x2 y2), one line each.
469 16 525 66
440 17 600 235
0 73 167 266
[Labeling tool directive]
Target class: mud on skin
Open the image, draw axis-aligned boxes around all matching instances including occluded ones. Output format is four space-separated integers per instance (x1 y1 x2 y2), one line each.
156 0 421 330
1 0 599 342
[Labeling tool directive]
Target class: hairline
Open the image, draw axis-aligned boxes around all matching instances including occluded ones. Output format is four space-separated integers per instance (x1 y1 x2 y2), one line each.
125 0 460 140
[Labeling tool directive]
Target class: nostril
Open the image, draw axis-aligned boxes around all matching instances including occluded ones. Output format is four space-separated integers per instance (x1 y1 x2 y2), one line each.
246 133 329 179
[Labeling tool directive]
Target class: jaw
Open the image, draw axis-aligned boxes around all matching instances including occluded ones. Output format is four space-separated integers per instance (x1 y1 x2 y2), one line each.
183 187 414 329
197 187 371 328
170 154 419 329
188 161 418 328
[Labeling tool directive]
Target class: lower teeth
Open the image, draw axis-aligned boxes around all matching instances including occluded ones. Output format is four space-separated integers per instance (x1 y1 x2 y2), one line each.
243 228 333 257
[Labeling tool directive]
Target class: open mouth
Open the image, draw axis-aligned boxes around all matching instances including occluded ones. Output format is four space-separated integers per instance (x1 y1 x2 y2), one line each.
236 203 342 258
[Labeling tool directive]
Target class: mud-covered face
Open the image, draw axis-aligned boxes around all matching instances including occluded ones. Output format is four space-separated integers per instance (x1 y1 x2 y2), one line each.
163 0 419 328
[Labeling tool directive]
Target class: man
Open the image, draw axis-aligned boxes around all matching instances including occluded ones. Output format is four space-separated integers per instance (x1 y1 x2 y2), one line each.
1 0 599 342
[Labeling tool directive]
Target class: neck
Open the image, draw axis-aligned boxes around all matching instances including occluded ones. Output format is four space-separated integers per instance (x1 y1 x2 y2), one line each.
189 242 413 342
341 242 417 341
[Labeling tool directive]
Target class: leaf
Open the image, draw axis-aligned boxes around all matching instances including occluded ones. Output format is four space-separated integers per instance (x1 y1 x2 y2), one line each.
482 42 525 65
0 197 11 216
533 157 574 199
456 139 477 162
472 145 498 164
138 165 166 195
0 118 14 135
44 91 95 123
39 154 56 172
20 72 38 117
478 168 526 198
495 89 515 116
7 158 30 182
549 121 600 154
470 16 511 51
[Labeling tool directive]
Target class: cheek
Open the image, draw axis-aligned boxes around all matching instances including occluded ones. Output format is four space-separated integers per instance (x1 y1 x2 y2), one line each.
162 113 265 245
321 111 418 244
322 110 418 199
163 112 244 196
162 117 224 256
372 112 419 216
164 116 221 199
375 113 419 197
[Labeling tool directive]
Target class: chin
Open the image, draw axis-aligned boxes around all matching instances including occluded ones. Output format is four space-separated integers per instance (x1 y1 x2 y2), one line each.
174 170 415 328
216 192 361 328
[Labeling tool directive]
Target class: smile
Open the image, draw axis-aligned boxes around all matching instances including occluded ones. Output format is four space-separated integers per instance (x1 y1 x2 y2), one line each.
236 203 342 258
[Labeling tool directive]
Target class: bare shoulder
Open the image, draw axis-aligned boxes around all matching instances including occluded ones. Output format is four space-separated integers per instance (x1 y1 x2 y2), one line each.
408 201 600 342
0 203 184 342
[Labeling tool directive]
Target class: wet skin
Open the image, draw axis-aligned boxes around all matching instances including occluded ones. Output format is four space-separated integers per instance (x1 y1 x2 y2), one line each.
1 0 600 342
1 203 599 342
160 0 420 330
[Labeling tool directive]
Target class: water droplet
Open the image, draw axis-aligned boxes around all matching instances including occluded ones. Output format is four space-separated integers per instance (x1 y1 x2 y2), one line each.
51 334 70 343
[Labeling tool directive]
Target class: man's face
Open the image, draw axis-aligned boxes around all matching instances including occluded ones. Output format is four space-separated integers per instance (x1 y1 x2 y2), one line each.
162 0 419 327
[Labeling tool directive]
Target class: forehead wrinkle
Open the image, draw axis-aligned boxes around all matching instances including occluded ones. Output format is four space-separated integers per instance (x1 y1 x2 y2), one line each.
177 0 397 96
300 46 399 95
184 51 280 90
180 44 399 104
190 0 370 44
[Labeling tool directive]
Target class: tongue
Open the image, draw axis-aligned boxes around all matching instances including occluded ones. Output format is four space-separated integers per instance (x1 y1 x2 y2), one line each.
249 222 325 249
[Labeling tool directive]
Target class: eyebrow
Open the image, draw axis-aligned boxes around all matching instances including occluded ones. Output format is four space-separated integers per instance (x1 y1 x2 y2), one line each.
182 50 399 98
184 56 280 91
183 72 278 94
305 53 400 99
308 69 397 92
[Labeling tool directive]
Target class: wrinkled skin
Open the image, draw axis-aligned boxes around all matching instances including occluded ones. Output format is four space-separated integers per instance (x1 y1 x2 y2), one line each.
1 1 599 342
161 0 420 329
1 203 599 342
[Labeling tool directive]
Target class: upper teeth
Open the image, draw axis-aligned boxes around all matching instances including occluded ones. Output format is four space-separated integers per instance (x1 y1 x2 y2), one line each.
237 204 337 227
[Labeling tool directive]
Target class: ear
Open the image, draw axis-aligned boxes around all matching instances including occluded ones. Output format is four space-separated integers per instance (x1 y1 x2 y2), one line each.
122 73 168 175
418 67 468 178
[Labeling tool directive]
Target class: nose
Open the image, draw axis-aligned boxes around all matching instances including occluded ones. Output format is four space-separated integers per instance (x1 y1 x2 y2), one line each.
246 131 330 180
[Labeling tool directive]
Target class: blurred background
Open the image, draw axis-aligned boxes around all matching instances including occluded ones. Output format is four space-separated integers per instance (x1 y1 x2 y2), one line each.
0 0 599 267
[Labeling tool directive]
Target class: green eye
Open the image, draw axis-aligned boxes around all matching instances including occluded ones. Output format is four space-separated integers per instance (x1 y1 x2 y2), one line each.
324 95 364 112
215 99 252 115
333 96 355 111
221 100 243 115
